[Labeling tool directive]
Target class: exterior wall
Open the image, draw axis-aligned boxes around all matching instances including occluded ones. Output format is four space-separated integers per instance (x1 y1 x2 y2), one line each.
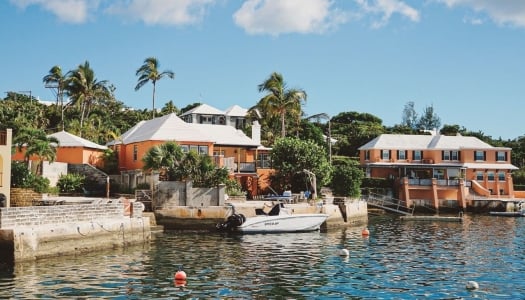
0 129 12 207
13 146 104 166
0 202 149 261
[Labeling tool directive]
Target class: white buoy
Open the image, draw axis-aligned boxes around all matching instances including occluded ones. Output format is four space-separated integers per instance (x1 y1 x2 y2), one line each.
337 248 349 257
466 281 479 290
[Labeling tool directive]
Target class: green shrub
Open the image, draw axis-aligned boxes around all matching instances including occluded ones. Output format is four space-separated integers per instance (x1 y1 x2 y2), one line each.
57 173 85 193
225 179 245 196
330 163 364 197
11 161 50 193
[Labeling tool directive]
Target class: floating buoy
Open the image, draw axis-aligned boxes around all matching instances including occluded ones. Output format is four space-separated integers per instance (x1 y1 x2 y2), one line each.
337 248 350 257
174 279 187 287
466 281 479 290
174 270 187 281
362 227 370 237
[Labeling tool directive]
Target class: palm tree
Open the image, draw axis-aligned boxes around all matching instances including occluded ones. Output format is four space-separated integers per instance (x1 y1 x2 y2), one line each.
13 128 59 174
65 61 111 137
135 57 175 119
43 65 67 130
256 72 307 138
142 142 184 180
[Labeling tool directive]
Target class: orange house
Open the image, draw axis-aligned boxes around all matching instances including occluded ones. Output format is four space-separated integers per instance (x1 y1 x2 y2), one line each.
108 113 272 197
12 130 107 168
358 133 519 210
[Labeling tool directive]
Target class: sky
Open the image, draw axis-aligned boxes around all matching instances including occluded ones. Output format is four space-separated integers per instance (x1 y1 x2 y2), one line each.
1 0 525 140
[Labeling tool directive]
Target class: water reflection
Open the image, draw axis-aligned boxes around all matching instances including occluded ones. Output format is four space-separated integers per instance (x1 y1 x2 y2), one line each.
0 215 524 299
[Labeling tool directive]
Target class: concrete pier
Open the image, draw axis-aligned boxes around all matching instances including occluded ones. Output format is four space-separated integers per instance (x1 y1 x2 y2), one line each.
0 202 150 262
155 198 369 231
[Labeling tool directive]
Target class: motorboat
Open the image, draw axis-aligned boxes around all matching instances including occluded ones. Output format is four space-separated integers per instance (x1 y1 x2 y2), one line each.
216 202 328 233
489 201 525 217
489 210 525 217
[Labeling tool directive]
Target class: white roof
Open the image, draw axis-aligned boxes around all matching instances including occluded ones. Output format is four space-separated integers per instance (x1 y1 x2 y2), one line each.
358 134 506 150
224 105 247 117
108 113 260 147
193 124 260 147
49 131 107 150
180 103 224 116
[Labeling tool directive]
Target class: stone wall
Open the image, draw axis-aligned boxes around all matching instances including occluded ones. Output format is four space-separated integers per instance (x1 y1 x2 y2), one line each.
0 202 149 262
10 188 42 207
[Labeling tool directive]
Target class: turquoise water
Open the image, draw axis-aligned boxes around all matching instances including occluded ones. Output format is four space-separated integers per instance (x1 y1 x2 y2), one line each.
0 214 524 299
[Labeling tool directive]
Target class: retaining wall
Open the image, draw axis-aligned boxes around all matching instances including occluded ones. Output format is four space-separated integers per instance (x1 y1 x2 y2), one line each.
0 202 150 262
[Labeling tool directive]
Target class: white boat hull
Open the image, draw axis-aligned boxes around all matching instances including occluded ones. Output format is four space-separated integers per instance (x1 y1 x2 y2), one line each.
237 214 328 233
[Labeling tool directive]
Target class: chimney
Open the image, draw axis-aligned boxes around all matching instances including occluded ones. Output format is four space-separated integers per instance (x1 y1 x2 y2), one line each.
252 120 261 145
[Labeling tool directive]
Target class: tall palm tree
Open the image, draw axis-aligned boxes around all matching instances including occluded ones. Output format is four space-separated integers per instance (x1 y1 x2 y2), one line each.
65 61 111 137
43 65 67 130
256 72 307 138
135 57 175 119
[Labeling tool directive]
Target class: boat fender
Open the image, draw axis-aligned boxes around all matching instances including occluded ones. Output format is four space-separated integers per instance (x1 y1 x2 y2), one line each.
337 248 349 257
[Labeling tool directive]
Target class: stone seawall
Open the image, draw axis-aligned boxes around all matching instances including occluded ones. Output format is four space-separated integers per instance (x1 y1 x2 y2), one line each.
0 202 150 262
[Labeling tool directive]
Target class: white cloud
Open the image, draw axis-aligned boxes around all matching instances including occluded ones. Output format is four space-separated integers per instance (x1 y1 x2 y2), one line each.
437 0 525 27
355 0 420 28
105 0 216 26
233 0 348 36
9 0 95 23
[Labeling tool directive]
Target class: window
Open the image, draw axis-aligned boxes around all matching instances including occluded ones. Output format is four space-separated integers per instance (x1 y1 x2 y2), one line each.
476 171 483 181
190 145 198 153
381 150 390 160
433 169 445 179
398 150 406 160
443 151 450 161
133 145 138 161
181 145 189 153
364 150 370 161
498 172 506 181
497 151 507 162
257 153 272 169
487 172 495 181
213 150 225 157
451 151 459 161
198 145 209 155
413 150 422 161
475 151 485 161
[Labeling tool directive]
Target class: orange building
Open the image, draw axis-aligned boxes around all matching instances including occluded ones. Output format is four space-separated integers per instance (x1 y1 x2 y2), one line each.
12 130 107 168
108 113 273 198
358 133 519 210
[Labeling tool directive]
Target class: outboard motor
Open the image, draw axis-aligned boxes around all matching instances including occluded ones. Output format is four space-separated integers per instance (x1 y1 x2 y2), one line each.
216 213 246 231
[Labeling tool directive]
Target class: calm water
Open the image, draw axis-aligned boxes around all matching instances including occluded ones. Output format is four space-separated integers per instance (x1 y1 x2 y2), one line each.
1 214 524 299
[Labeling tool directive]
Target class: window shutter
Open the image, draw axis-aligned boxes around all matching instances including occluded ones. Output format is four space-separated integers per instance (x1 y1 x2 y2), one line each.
483 151 486 161
505 152 508 161
389 150 392 159
397 150 400 159
458 151 461 161
442 151 445 160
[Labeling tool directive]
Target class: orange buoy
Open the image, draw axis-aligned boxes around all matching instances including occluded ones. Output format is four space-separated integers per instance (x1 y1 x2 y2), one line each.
362 227 370 237
174 279 187 287
174 270 187 281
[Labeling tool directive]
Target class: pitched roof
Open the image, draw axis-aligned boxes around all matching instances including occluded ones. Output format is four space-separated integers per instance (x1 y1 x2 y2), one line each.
224 105 247 117
193 124 260 147
358 134 503 150
118 113 210 144
180 103 224 116
109 113 260 147
49 131 107 150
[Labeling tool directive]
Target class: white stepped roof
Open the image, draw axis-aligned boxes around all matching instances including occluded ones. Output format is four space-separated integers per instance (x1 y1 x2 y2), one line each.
49 131 107 150
180 103 224 116
109 113 260 147
224 105 248 117
358 134 506 150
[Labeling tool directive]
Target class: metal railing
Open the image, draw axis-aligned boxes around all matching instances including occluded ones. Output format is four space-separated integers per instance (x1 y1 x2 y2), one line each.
363 192 414 215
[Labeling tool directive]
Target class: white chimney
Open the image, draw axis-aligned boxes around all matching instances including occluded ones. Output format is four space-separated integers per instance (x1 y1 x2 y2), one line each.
252 120 261 145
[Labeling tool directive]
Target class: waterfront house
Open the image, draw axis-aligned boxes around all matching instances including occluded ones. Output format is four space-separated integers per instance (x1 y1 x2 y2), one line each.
358 132 520 210
107 113 272 198
12 130 108 168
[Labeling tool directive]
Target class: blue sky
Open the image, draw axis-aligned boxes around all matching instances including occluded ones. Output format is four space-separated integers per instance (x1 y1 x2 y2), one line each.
1 0 524 140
